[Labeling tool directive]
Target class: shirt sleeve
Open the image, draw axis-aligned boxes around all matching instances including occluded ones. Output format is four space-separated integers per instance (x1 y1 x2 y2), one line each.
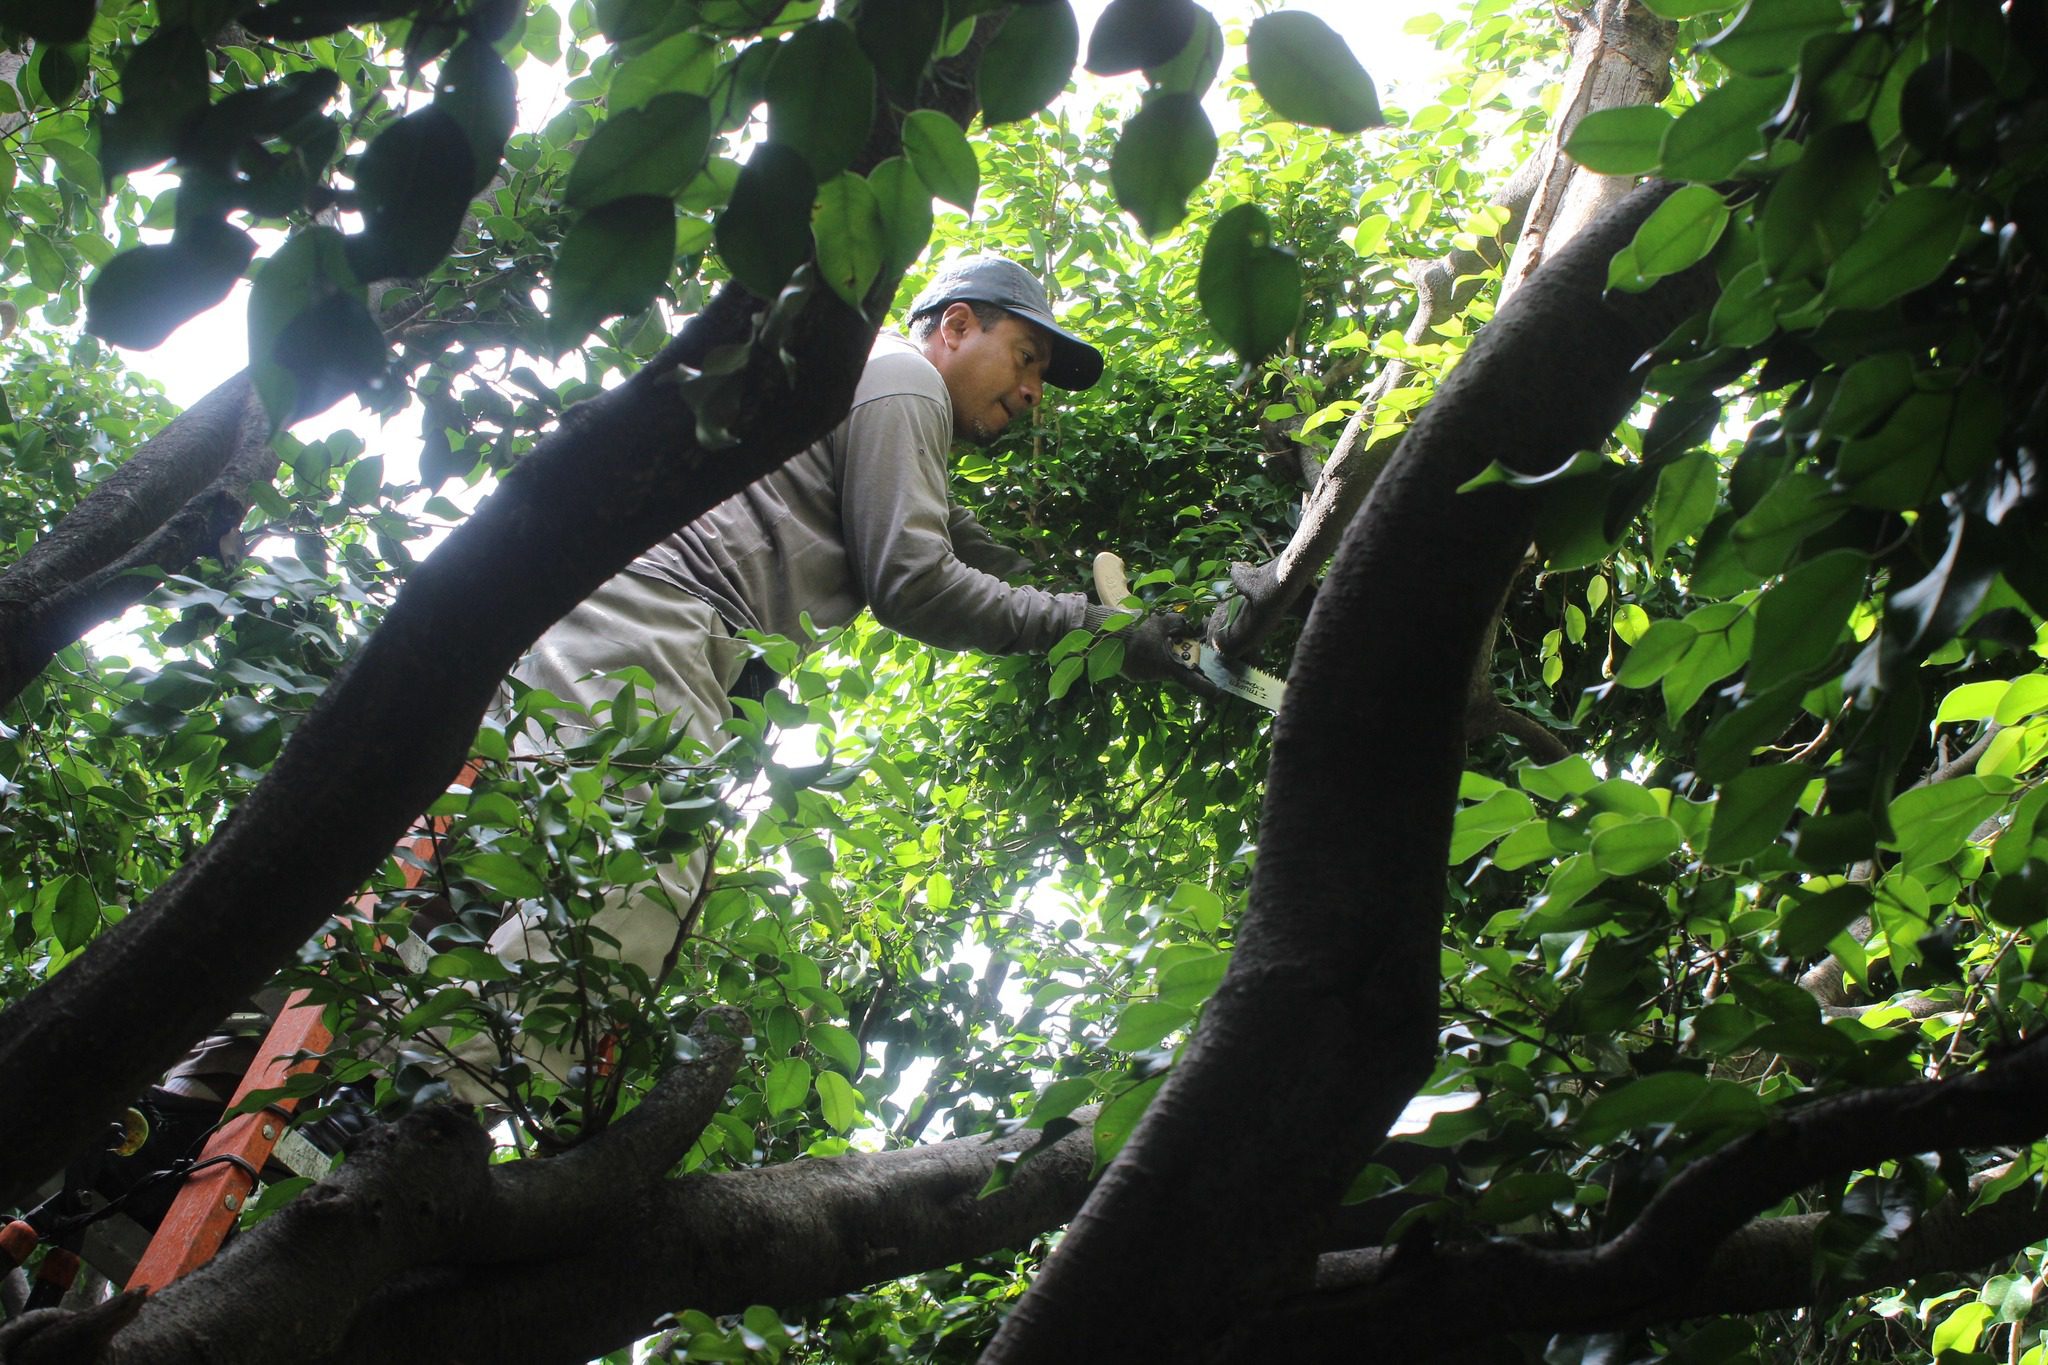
835 391 1088 655
946 503 1034 582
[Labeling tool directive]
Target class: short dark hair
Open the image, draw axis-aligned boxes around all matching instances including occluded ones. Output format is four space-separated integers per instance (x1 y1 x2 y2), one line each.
908 298 1010 343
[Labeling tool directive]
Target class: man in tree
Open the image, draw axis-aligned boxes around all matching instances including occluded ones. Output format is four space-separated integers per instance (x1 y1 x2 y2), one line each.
455 256 1206 1093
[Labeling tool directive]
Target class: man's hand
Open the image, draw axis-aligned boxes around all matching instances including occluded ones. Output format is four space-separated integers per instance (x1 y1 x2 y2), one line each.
1087 607 1226 700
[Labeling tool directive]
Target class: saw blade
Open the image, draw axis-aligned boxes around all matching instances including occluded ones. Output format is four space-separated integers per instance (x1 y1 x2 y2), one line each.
1174 641 1285 711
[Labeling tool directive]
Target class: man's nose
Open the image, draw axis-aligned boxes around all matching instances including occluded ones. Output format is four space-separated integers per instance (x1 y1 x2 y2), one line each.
1019 375 1042 407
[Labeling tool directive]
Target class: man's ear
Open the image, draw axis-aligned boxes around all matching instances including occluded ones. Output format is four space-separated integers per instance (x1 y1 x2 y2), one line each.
941 300 977 342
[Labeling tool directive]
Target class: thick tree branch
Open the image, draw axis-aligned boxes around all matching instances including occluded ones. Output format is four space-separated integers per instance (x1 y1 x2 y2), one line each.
0 26 1003 1213
983 184 1718 1365
331 1114 1099 1365
0 1011 759 1364
11 1097 1097 1365
1272 1033 2048 1355
0 376 265 705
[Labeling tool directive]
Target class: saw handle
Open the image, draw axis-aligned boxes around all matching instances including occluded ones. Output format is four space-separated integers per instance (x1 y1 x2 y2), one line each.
1092 551 1133 607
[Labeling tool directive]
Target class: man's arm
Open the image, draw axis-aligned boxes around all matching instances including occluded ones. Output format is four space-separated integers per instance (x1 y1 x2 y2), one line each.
836 390 1089 655
945 504 1034 582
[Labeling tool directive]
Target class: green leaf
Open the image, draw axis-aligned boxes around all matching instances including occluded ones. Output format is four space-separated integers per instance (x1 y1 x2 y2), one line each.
1757 124 1883 282
435 39 517 193
611 32 719 111
249 226 392 427
1707 763 1810 863
565 94 711 209
1935 679 2010 724
1661 601 1754 722
1566 105 1676 175
1887 775 2007 870
1700 0 1849 76
808 1021 862 1074
854 0 945 102
815 1069 860 1131
867 156 933 281
551 196 676 346
462 851 548 899
1608 185 1729 293
1086 0 1195 76
1048 654 1085 700
1731 471 1845 574
978 0 1079 124
1093 1075 1164 1166
1749 549 1865 692
900 109 978 212
766 17 875 181
1246 10 1382 132
1615 619 1696 687
1167 882 1226 932
1518 754 1601 801
812 171 885 309
1659 73 1792 180
716 143 817 299
1109 93 1216 239
763 1056 812 1114
1197 203 1301 364
1145 6 1224 96
1451 788 1537 862
1988 859 2048 930
1932 1302 1993 1358
1651 449 1718 562
1777 882 1870 955
87 223 257 351
1110 999 1193 1051
1591 817 1686 876
1157 952 1228 1008
1578 1072 1763 1147
1822 187 1975 312
1640 0 1742 18
344 107 477 281
1836 383 2002 511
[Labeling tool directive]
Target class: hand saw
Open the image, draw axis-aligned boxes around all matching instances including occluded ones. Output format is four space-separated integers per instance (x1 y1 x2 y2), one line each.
1092 552 1287 711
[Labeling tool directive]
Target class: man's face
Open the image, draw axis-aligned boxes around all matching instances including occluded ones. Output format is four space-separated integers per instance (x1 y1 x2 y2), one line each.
927 305 1054 446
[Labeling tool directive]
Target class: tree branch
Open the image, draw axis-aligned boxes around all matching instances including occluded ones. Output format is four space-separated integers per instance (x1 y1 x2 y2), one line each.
1271 1032 2048 1354
1212 0 1678 662
0 375 264 706
983 184 1718 1365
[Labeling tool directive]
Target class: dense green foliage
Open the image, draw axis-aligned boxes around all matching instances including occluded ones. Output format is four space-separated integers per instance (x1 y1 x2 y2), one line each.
2 0 2048 1358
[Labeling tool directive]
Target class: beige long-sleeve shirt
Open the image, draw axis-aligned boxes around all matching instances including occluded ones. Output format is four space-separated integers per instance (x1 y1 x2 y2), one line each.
632 333 1090 654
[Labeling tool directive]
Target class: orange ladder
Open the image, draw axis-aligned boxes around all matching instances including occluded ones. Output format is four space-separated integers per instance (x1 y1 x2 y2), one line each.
126 763 476 1291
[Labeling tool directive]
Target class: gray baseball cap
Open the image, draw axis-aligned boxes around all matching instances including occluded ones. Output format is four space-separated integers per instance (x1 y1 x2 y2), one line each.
907 256 1104 390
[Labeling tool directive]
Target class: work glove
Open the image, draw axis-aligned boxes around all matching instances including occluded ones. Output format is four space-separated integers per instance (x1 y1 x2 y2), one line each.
1085 605 1225 699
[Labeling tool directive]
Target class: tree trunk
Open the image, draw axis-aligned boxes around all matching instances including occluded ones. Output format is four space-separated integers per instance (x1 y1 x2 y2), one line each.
982 183 1717 1365
1213 0 1677 661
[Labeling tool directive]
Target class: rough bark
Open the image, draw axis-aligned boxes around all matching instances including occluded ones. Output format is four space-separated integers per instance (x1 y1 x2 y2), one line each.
0 375 269 706
0 1040 1098 1365
982 184 1718 1365
1214 0 1678 662
1273 1032 2048 1355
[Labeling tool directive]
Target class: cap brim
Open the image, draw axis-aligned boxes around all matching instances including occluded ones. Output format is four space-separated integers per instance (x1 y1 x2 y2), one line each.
1043 324 1104 391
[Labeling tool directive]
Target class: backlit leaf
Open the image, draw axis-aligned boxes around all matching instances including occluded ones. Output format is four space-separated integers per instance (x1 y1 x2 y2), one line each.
1109 93 1216 238
1197 203 1301 363
979 0 1080 124
1247 10 1382 132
